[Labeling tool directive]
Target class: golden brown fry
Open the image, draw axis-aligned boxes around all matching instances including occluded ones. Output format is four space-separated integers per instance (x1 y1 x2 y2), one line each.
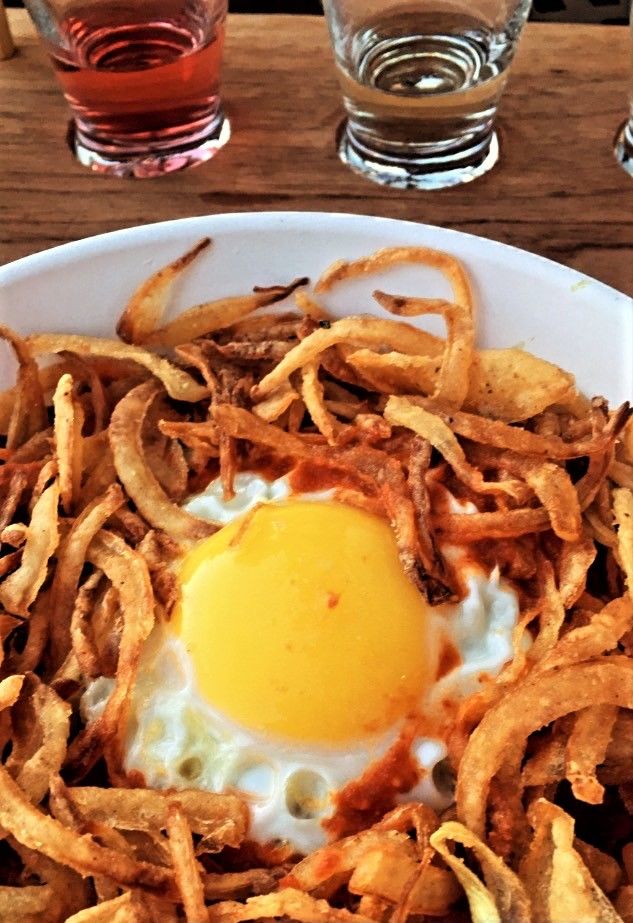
251 316 443 401
0 762 173 892
294 289 331 321
8 588 50 674
345 349 440 400
64 786 248 846
0 469 28 532
213 403 312 457
0 325 47 450
52 373 83 514
524 461 582 542
611 460 633 489
528 560 566 662
64 891 152 922
49 483 124 667
202 870 277 902
26 334 208 402
430 821 530 923
117 237 211 344
252 381 299 423
384 396 525 500
109 381 214 544
539 595 633 671
434 507 551 541
466 347 575 423
373 288 474 411
351 850 459 916
520 800 623 923
207 887 376 922
448 405 617 459
158 418 219 448
167 804 208 923
315 246 471 305
347 346 576 423
144 278 307 348
69 572 104 680
0 672 24 710
0 477 60 616
557 534 597 607
565 704 619 804
5 674 71 804
301 361 339 444
144 430 189 502
287 828 415 896
80 530 155 778
614 488 633 594
457 660 633 838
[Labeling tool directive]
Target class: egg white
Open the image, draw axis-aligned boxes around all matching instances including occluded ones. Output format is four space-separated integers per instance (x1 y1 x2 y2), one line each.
82 472 520 853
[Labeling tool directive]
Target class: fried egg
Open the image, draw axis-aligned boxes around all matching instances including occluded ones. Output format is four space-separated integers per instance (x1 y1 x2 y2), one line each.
83 473 520 853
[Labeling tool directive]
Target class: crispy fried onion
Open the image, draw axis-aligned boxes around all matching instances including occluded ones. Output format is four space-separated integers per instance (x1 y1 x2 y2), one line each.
520 800 623 923
372 288 473 411
430 821 530 923
4 674 71 804
286 823 460 917
144 277 308 348
0 764 174 893
457 659 633 838
68 530 155 779
52 373 84 515
346 346 576 424
26 334 208 402
207 887 379 922
109 381 215 545
0 475 60 616
0 326 47 450
49 483 125 668
384 397 528 501
62 786 248 848
117 237 212 344
250 316 445 401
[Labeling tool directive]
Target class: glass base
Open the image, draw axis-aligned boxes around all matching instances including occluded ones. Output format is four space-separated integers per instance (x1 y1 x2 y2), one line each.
337 120 499 191
68 112 231 178
614 118 633 178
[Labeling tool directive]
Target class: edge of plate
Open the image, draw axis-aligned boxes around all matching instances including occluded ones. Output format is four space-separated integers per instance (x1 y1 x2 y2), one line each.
1 211 631 308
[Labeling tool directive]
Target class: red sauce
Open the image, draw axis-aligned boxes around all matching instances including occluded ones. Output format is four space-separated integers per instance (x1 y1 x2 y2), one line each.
288 458 374 496
246 450 294 483
186 463 219 497
322 724 420 840
436 638 462 679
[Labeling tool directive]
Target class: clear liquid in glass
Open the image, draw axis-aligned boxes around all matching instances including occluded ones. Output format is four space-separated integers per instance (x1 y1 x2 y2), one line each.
330 5 530 188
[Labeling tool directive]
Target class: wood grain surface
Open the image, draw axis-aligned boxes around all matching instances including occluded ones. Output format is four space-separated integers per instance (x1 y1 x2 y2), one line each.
1 11 632 294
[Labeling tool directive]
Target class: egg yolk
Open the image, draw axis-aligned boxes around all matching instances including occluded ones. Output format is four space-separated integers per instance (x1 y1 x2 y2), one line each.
172 501 436 746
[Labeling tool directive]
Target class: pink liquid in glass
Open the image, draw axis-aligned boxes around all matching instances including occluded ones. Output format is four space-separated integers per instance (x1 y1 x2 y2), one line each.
45 0 229 175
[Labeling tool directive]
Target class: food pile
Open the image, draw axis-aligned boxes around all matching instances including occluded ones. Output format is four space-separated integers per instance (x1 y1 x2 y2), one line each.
0 241 632 922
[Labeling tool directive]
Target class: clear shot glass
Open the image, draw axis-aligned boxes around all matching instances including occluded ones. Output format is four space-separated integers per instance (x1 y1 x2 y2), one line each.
322 0 532 190
24 0 230 178
615 3 633 178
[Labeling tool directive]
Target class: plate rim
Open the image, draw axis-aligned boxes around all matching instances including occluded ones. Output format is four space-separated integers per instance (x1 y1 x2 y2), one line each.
1 211 632 309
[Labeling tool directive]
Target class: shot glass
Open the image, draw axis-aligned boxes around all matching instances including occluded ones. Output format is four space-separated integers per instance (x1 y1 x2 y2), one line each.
322 0 532 190
24 0 230 177
614 2 633 178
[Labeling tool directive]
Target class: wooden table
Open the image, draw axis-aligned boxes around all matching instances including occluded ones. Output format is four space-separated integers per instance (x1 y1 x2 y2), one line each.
1 11 632 295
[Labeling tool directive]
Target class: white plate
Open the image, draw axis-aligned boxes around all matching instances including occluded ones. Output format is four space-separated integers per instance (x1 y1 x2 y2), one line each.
0 212 631 400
